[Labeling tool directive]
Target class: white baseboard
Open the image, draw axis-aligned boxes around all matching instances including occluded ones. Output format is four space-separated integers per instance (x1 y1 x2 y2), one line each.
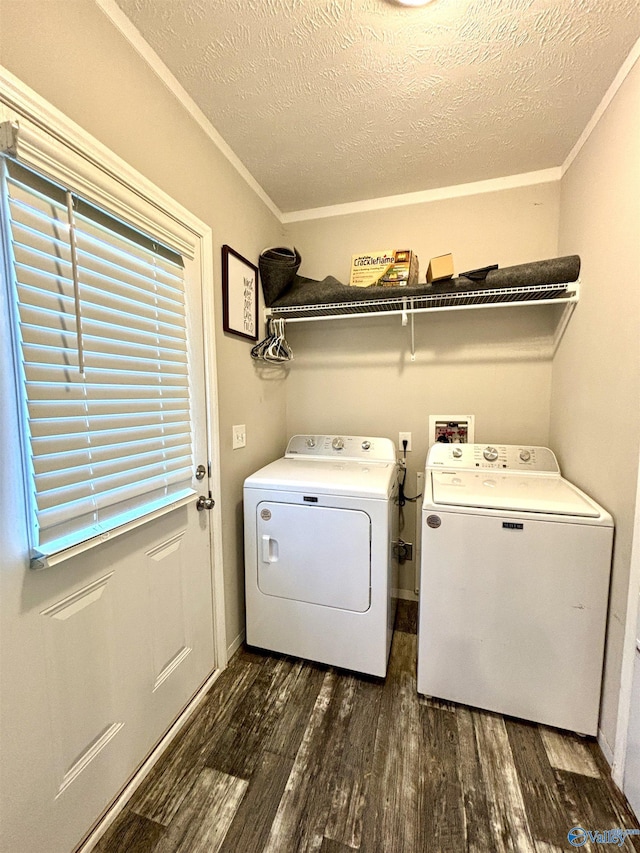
598 726 615 767
395 588 418 602
76 666 223 852
227 629 246 660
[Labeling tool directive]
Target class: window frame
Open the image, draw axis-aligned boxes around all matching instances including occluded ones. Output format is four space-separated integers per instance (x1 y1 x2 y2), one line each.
2 159 203 566
0 74 220 572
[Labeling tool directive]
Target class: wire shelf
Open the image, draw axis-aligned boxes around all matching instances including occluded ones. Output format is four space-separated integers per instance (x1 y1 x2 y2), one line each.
265 282 578 321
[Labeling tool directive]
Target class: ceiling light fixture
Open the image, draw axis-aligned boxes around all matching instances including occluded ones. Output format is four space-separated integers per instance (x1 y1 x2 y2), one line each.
393 0 437 6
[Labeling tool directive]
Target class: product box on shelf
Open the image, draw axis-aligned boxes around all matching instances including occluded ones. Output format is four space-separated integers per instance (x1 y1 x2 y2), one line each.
426 253 454 283
349 250 419 288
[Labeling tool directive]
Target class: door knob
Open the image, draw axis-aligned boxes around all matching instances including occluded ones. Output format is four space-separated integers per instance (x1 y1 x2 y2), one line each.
196 495 215 511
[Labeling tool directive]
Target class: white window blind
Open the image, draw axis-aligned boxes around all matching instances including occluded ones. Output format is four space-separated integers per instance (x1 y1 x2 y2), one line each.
1 159 195 566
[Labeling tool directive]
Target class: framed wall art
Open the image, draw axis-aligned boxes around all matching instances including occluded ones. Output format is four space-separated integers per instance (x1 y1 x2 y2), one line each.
222 244 259 341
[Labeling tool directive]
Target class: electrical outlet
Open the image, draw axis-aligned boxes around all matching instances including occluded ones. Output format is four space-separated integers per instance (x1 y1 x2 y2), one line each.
399 432 412 452
401 541 413 561
232 424 246 449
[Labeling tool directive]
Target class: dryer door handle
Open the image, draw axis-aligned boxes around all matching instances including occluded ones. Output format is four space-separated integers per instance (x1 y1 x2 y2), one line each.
261 534 279 564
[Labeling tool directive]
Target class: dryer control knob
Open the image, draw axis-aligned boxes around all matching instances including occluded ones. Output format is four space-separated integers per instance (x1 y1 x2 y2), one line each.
483 446 499 461
306 437 317 448
361 440 371 451
452 447 463 458
332 437 345 451
519 449 531 462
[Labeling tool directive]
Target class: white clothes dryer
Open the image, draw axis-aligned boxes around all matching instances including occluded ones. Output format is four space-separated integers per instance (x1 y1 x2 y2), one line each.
244 435 399 677
417 442 613 735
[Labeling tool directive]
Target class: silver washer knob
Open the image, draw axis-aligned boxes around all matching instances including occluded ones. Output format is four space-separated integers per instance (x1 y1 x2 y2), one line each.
519 449 531 462
452 447 463 458
332 437 345 451
306 437 316 448
362 440 371 451
483 446 499 461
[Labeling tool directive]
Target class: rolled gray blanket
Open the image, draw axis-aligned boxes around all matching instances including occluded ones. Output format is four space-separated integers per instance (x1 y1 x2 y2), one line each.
259 247 301 306
457 255 580 289
269 255 580 309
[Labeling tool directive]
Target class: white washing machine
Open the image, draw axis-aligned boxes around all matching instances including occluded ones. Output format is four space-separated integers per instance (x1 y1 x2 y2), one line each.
417 442 614 735
244 435 399 677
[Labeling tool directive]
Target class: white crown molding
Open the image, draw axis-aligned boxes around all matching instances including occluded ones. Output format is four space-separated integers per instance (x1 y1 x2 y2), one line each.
0 65 212 257
562 35 640 177
19 1 634 225
282 168 562 223
1 116 197 258
93 0 283 222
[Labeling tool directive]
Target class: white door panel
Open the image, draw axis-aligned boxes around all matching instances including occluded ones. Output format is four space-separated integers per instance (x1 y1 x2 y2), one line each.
147 532 191 690
40 573 123 797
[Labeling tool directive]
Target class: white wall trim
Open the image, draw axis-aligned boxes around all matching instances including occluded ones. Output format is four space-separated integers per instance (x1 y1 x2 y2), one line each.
599 726 615 767
227 629 246 661
199 222 229 674
282 168 561 223
612 449 640 786
1 66 202 252
88 3 637 225
75 666 223 853
65 5 639 224
562 35 640 177
93 0 282 222
395 587 418 603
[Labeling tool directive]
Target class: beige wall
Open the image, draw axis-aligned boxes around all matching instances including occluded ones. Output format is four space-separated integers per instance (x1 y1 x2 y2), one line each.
550 58 640 753
284 183 561 589
0 0 285 651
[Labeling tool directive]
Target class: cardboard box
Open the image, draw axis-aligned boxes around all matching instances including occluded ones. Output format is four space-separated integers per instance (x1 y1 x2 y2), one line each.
349 249 419 288
426 253 454 283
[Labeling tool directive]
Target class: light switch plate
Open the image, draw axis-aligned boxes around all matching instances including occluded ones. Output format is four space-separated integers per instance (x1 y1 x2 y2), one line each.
232 424 246 449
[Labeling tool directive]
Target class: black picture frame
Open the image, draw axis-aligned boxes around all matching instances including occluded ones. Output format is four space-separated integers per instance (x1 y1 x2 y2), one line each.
222 244 259 341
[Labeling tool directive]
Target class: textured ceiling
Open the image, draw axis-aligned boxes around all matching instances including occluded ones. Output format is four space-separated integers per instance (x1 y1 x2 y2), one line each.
113 0 640 213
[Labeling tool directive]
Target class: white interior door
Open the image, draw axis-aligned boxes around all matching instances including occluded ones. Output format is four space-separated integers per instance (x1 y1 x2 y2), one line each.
623 597 640 819
0 242 219 853
619 450 640 820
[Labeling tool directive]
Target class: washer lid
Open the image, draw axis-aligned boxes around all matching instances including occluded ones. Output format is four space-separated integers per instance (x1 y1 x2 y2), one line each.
431 471 602 518
245 457 396 499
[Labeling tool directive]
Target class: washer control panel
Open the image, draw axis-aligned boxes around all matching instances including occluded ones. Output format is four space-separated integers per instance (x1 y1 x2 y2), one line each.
427 443 559 473
286 435 397 462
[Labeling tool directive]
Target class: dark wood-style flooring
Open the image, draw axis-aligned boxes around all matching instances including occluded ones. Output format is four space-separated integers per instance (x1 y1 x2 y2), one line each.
94 601 640 852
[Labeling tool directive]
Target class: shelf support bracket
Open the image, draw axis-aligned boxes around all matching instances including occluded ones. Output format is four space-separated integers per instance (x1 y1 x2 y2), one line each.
401 298 416 361
552 299 577 355
552 283 580 355
410 300 416 361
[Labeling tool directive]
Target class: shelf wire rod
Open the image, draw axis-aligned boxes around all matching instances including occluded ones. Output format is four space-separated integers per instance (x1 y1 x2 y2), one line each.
410 300 416 362
263 282 577 322
266 294 576 323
